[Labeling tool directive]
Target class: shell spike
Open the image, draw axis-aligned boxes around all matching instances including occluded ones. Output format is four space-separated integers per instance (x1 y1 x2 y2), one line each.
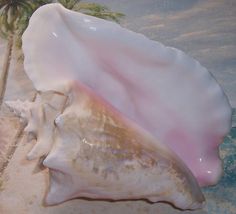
45 169 75 206
27 141 47 160
5 100 33 120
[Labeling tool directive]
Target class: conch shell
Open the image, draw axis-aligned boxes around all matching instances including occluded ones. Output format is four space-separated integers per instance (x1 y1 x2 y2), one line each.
6 82 205 209
5 2 232 210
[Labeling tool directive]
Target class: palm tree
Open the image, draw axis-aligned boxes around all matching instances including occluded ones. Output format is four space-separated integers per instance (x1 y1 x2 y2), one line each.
0 0 124 106
57 0 124 23
0 0 50 106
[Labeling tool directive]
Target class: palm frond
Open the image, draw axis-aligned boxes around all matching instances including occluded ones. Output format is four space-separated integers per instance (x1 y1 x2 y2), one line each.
0 0 50 38
0 0 125 48
57 0 81 10
73 3 124 23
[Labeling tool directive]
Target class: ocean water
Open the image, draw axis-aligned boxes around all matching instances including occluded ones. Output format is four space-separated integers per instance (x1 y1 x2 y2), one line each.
202 109 236 213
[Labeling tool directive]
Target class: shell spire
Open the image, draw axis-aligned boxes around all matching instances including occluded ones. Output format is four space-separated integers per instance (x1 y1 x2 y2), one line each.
6 91 68 160
5 100 33 122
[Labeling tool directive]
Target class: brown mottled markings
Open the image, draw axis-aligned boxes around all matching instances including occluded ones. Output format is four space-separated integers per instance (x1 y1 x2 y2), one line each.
71 90 162 180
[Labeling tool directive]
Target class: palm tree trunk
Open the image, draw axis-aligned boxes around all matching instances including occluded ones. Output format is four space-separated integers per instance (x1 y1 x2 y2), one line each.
0 34 14 107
